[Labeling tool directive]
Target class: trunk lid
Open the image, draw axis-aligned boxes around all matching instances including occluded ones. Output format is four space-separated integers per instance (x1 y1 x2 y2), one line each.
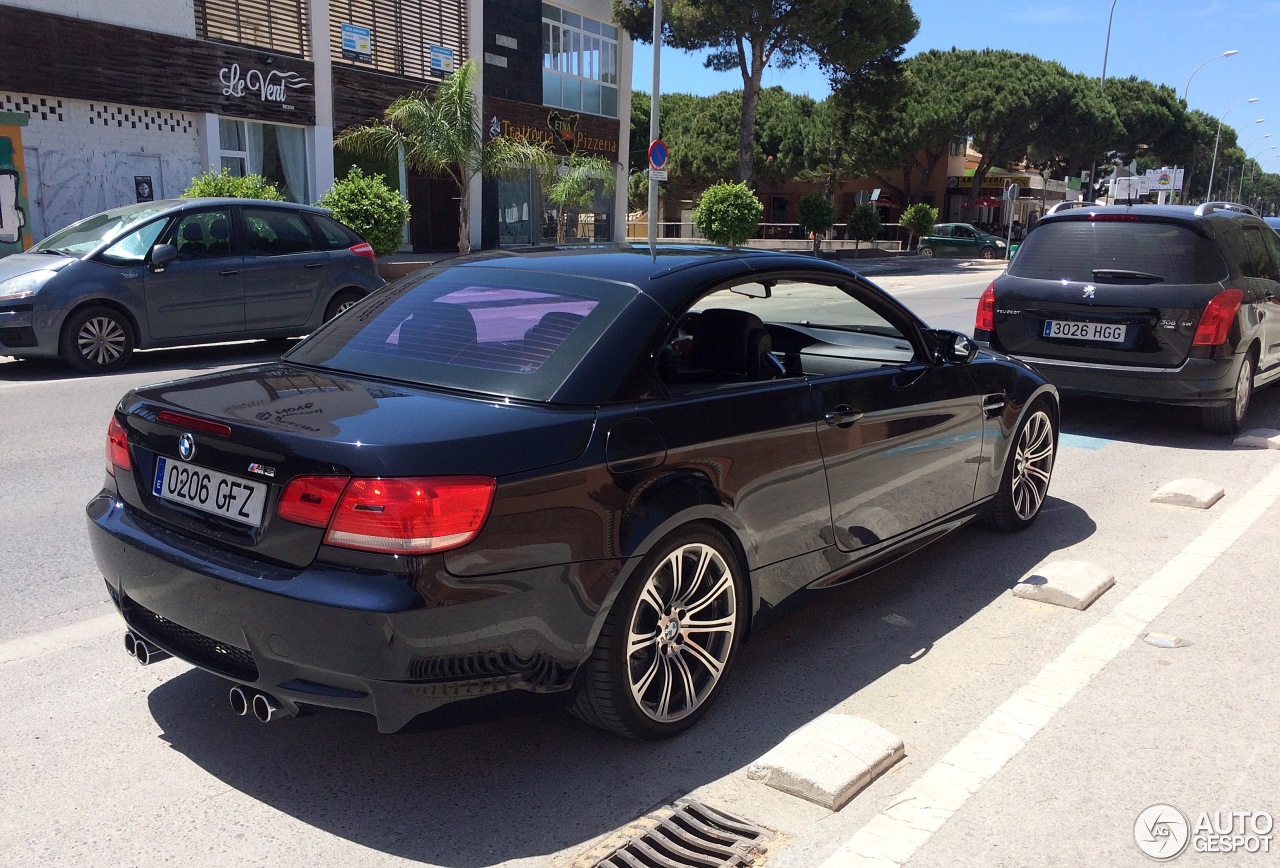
113 363 596 567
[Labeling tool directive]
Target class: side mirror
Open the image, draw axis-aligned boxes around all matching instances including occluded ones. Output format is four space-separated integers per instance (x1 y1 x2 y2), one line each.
150 243 177 271
931 329 978 365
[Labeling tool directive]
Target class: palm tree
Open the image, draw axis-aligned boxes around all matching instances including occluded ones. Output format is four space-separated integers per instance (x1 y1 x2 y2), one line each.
335 60 553 254
541 153 619 244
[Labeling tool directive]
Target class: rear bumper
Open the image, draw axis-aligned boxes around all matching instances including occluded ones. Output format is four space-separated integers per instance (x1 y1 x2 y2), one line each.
982 348 1242 407
87 492 606 732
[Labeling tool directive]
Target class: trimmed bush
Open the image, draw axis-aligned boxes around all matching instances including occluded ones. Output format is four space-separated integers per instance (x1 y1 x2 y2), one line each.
797 192 837 255
692 182 763 248
900 202 939 249
184 169 285 201
846 203 882 253
316 167 411 257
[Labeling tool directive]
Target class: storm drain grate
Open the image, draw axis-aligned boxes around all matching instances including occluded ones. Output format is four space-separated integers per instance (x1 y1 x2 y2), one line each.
576 798 771 868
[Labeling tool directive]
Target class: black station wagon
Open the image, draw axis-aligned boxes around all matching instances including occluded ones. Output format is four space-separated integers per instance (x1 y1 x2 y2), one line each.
89 246 1058 739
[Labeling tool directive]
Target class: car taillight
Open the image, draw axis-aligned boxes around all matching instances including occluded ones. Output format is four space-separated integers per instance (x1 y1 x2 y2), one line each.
106 417 131 476
349 242 376 260
277 476 349 527
976 282 996 332
278 475 496 554
1192 289 1244 346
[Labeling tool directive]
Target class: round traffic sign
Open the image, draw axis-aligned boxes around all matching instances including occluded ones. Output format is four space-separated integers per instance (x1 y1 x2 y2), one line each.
648 139 668 171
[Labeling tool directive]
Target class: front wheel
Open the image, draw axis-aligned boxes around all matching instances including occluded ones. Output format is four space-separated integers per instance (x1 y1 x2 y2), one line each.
987 399 1057 532
1202 353 1254 434
571 525 745 739
59 306 134 374
979 246 997 260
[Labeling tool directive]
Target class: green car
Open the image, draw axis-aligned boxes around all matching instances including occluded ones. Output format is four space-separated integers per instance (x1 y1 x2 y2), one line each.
917 223 1008 259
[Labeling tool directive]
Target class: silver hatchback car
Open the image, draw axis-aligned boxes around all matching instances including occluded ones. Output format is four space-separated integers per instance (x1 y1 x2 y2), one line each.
0 198 384 373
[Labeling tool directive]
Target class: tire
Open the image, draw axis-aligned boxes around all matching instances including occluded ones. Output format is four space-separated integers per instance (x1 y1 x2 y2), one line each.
59 306 134 374
987 399 1057 532
1201 352 1254 435
918 246 935 258
979 246 997 260
571 524 745 739
324 289 364 322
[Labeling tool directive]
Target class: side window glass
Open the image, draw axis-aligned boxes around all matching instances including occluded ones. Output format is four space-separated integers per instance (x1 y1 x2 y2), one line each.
659 279 916 394
99 218 168 265
933 225 950 238
170 210 233 261
244 208 316 256
1262 226 1280 280
955 226 973 238
1241 227 1275 280
308 214 354 249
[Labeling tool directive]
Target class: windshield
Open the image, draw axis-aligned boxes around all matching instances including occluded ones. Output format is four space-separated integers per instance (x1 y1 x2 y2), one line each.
32 201 176 258
284 266 634 402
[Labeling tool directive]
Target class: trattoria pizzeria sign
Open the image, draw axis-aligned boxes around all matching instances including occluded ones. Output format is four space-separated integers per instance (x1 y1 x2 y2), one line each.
219 63 312 111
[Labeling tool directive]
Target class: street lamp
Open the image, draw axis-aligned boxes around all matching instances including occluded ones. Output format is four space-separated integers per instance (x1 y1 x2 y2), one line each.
1183 50 1239 102
1087 0 1120 204
1207 99 1260 201
1245 144 1280 202
1239 134 1272 201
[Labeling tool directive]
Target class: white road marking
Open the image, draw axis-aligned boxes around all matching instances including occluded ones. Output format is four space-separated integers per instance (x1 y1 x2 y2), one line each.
821 459 1280 867
0 613 122 665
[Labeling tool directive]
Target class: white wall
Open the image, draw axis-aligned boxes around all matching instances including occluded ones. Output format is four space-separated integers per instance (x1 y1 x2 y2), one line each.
1 0 197 38
4 92 203 239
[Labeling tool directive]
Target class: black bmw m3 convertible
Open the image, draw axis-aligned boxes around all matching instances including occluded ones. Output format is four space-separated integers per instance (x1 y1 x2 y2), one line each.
88 246 1058 739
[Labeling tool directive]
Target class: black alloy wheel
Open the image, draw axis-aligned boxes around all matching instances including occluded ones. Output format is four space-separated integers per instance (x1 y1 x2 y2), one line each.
987 399 1057 532
571 524 745 739
324 289 365 322
1201 352 1254 435
59 306 135 374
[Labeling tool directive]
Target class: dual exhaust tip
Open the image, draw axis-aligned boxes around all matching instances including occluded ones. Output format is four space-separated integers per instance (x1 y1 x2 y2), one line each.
122 632 287 724
228 685 288 724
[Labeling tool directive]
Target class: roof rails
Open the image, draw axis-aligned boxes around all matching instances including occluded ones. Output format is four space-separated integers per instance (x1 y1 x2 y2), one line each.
1046 201 1097 215
1194 201 1259 217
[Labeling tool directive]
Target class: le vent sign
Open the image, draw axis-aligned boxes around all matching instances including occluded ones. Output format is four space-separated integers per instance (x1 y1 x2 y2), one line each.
218 63 312 110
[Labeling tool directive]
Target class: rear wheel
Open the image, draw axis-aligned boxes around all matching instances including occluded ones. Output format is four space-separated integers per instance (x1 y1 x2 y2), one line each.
979 246 997 260
1201 352 1254 435
571 525 744 739
324 289 364 322
987 399 1057 532
59 306 134 374
918 246 935 258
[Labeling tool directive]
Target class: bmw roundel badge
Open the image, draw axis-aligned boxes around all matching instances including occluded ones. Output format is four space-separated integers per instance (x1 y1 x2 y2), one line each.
178 432 196 461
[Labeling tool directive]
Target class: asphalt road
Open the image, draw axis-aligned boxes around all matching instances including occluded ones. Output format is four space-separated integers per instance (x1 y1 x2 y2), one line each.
1 258 1277 867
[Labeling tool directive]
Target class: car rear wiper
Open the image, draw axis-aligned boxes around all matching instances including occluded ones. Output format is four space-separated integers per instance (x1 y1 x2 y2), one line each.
1091 268 1164 282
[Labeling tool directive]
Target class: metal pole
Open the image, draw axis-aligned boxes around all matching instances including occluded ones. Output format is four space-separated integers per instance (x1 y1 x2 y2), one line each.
1207 99 1259 201
646 0 662 260
1087 0 1119 205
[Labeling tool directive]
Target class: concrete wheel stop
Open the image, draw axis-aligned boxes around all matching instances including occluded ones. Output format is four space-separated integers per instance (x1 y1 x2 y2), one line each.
1234 429 1280 449
1013 561 1115 610
746 714 904 811
1150 478 1224 509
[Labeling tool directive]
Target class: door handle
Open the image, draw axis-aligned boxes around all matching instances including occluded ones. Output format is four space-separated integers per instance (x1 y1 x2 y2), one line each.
824 405 864 427
219 270 240 277
305 263 326 269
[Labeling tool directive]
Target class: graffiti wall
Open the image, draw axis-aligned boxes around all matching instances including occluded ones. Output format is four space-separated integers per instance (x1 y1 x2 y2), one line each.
0 110 32 254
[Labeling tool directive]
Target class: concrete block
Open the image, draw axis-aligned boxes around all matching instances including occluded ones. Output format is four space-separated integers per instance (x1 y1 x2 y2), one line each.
1013 560 1115 610
1234 428 1280 449
746 714 904 811
1150 478 1224 509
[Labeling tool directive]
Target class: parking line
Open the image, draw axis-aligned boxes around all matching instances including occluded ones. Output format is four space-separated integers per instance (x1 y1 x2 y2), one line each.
820 458 1280 868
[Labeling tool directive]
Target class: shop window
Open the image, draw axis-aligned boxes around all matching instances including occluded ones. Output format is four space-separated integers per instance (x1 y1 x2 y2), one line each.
542 4 619 119
196 0 309 58
218 118 310 203
769 196 788 224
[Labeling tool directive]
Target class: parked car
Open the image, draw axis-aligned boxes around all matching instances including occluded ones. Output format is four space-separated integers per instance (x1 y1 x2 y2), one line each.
88 246 1058 739
0 198 384 373
1265 216 1280 235
917 223 1007 259
975 201 1280 434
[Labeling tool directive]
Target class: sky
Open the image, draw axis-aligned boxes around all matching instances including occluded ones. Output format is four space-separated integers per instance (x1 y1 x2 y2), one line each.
629 1 1280 170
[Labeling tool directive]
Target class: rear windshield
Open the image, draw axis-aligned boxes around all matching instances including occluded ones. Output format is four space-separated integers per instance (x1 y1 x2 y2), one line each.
1009 220 1229 284
283 266 634 401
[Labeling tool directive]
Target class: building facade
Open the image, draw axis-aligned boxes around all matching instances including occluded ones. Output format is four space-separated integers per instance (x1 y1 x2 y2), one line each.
0 0 630 253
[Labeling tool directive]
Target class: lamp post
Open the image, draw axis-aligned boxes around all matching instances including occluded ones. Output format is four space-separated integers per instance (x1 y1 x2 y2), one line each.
1207 99 1260 201
1240 134 1272 201
1086 0 1120 204
1183 50 1239 102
